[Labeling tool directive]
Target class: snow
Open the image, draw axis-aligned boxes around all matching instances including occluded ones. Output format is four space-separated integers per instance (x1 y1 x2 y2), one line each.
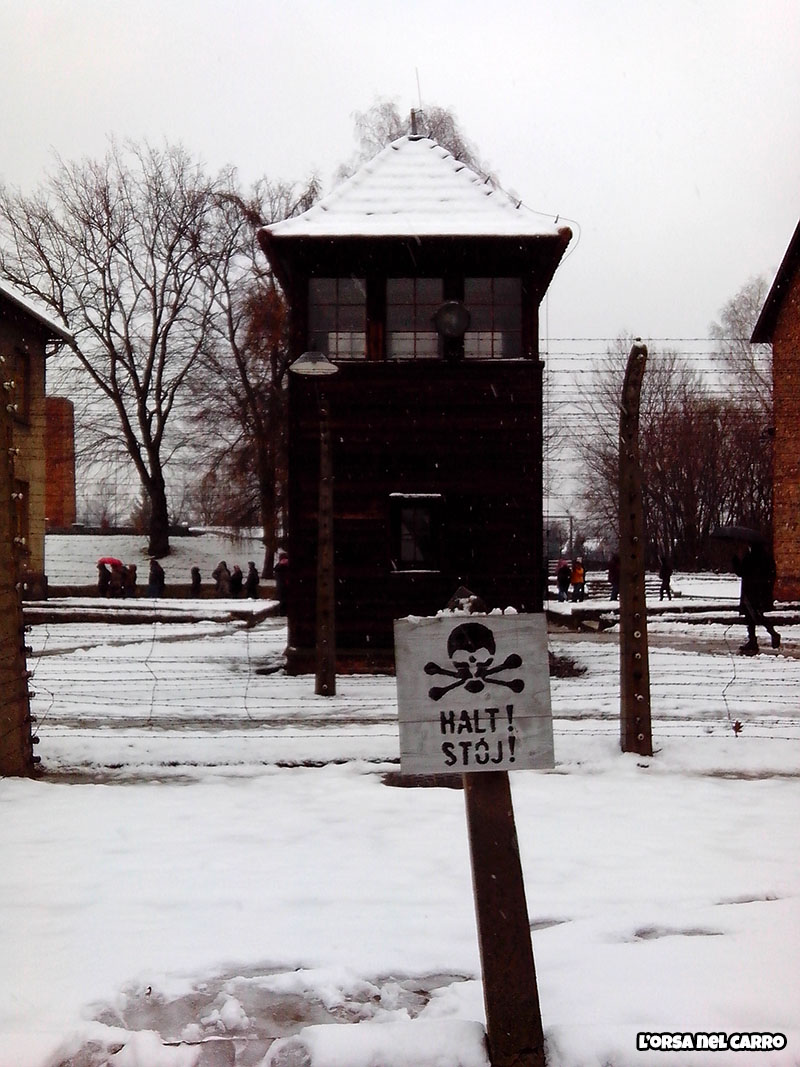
265 137 567 239
2 558 799 1066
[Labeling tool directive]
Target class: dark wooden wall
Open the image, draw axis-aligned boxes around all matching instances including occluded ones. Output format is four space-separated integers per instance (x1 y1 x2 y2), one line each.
287 360 543 672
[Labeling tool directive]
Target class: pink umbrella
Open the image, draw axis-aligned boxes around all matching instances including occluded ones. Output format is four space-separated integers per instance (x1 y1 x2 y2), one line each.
97 557 123 566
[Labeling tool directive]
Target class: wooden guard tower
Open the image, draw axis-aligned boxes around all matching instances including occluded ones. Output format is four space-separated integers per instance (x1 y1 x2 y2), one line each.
258 136 571 673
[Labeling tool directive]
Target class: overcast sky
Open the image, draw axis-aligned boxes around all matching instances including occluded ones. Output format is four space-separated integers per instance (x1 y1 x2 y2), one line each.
2 0 799 344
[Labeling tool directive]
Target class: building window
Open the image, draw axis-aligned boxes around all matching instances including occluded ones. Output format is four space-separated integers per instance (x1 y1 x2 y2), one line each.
463 277 522 359
13 348 31 423
308 277 367 359
390 494 443 571
386 278 443 359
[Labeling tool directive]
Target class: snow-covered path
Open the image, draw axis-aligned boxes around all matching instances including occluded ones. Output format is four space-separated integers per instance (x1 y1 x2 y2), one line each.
2 603 798 1067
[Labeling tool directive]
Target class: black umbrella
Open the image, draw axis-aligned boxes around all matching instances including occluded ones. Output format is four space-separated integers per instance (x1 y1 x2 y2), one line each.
710 526 766 544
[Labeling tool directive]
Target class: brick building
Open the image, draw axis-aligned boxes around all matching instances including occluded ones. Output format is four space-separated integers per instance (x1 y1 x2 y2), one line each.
752 217 800 600
0 280 72 597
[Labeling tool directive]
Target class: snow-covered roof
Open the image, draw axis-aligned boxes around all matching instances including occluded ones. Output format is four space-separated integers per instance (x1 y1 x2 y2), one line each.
0 278 72 342
265 136 568 240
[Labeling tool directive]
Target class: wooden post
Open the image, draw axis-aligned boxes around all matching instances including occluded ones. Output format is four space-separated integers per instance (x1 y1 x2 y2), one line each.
0 371 37 776
464 771 546 1067
619 340 653 756
315 389 336 697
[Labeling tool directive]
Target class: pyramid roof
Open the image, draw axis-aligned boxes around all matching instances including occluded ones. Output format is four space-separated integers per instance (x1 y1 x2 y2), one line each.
265 136 567 240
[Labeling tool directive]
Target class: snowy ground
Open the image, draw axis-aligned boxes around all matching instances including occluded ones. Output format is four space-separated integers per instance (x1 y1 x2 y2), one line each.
2 566 799 1067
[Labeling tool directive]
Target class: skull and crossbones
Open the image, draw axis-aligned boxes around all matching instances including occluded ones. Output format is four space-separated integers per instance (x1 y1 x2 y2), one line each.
424 622 525 701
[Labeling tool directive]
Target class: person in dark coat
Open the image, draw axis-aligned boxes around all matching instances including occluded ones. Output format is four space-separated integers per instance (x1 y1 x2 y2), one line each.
732 542 780 653
556 559 571 602
190 566 202 597
122 563 137 598
147 558 165 598
244 561 260 599
109 562 125 598
274 550 289 615
658 556 673 601
230 564 243 597
97 563 111 597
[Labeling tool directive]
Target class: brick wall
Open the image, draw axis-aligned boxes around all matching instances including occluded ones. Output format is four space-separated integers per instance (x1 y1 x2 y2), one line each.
45 396 76 529
772 267 800 600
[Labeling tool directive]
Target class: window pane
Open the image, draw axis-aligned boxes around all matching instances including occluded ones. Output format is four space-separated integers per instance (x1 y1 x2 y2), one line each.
414 333 439 358
463 277 521 359
464 277 492 304
308 303 336 331
387 277 414 303
494 277 521 304
338 302 364 331
339 277 367 304
417 278 443 303
386 278 443 359
387 303 415 331
309 277 336 303
308 278 366 359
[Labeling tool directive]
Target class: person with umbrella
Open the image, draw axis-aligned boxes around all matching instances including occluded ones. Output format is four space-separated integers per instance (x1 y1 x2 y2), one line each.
728 534 780 654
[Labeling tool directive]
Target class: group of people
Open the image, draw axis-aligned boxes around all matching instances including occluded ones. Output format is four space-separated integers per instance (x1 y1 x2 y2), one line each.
97 561 139 598
205 560 261 599
555 557 586 602
97 559 166 598
97 557 262 599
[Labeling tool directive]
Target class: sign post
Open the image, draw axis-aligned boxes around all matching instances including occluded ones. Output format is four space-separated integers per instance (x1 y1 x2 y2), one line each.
394 612 553 1067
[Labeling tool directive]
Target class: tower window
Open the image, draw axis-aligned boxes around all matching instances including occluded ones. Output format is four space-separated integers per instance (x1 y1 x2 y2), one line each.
386 278 443 359
308 277 367 359
464 277 522 359
390 494 443 571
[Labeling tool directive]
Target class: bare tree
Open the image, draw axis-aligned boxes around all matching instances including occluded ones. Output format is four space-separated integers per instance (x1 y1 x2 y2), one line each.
187 176 319 573
0 140 228 557
337 97 494 183
710 275 772 417
573 336 771 568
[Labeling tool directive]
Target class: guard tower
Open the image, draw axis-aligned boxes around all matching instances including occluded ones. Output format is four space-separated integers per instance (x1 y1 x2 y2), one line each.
258 135 572 673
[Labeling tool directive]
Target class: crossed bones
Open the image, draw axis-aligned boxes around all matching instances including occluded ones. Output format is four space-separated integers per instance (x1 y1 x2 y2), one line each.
424 622 525 701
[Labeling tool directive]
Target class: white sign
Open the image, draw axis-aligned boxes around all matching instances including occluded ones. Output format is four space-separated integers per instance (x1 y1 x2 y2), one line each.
394 614 554 775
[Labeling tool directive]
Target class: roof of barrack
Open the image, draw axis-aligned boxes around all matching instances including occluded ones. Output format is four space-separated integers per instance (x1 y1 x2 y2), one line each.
0 278 72 342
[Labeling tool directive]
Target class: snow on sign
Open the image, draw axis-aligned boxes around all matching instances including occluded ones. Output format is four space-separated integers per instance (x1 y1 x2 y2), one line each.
394 614 554 775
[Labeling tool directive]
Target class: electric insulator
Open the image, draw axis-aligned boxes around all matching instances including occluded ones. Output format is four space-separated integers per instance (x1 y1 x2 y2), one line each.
31 736 40 745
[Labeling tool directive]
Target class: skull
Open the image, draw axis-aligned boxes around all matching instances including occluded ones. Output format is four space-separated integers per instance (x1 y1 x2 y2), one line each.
447 623 496 692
